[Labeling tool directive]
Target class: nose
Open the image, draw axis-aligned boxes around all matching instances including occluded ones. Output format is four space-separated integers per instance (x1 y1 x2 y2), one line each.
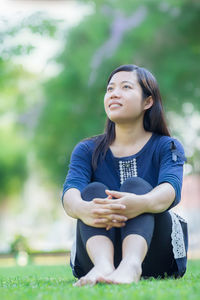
110 87 121 98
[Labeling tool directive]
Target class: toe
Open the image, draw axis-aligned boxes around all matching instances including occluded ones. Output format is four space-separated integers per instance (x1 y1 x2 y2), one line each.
87 279 96 286
73 277 86 287
101 277 113 284
73 280 81 287
96 276 106 283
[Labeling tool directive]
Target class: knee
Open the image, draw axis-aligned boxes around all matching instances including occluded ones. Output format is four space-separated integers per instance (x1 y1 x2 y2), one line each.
81 182 108 201
122 213 155 248
120 177 153 195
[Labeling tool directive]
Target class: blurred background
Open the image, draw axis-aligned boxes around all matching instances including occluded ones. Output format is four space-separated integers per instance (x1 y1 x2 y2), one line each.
0 0 200 266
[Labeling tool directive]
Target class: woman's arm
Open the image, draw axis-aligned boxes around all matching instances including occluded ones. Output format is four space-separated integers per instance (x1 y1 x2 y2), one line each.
63 188 128 227
62 141 128 228
93 182 176 221
63 188 84 219
143 182 175 213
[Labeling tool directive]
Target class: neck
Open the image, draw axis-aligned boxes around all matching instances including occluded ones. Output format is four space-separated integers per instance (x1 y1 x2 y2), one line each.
114 121 148 146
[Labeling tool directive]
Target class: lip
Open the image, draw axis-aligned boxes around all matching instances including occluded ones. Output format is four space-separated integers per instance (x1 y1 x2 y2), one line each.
108 101 122 108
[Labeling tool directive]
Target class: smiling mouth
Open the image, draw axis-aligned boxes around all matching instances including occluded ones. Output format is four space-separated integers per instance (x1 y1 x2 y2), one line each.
109 103 122 108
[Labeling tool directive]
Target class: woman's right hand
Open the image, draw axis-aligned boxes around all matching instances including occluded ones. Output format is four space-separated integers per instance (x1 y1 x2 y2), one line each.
77 197 128 229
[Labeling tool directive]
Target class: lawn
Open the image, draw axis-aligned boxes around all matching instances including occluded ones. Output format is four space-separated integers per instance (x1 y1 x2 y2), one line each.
0 260 200 300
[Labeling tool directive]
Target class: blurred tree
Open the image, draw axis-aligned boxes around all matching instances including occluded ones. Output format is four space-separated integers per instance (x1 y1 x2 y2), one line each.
35 0 200 187
0 13 59 202
10 234 30 254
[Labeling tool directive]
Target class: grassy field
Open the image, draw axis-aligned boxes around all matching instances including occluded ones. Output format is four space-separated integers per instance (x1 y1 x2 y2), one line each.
0 260 200 300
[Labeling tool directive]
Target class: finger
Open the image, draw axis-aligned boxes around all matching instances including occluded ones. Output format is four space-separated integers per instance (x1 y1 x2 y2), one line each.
92 208 113 215
93 205 126 215
93 199 126 210
93 198 112 204
108 214 127 222
94 219 126 230
98 214 127 222
94 218 125 224
94 218 108 224
109 222 126 228
94 217 127 225
106 225 112 231
105 190 126 198
95 214 127 224
106 203 126 210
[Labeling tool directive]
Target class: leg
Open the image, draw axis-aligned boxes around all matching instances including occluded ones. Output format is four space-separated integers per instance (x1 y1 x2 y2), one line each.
100 234 147 284
72 182 116 286
74 236 115 286
119 178 178 279
100 177 155 284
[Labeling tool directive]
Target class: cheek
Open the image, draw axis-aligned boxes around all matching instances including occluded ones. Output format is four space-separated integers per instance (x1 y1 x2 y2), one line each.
104 96 109 112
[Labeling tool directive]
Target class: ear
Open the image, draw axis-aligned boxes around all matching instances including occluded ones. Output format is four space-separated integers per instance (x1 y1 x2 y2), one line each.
144 96 153 110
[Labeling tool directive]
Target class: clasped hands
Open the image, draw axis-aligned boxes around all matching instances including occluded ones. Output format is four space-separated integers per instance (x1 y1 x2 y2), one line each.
82 189 146 230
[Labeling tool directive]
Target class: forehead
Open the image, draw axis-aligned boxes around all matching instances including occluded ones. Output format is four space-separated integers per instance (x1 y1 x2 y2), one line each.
109 71 138 85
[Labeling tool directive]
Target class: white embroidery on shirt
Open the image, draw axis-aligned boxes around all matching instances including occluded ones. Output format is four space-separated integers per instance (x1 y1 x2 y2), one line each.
119 158 138 184
169 211 186 259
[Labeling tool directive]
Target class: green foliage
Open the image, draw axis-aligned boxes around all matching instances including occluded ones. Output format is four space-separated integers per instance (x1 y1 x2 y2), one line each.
35 10 111 185
0 128 27 199
0 13 60 202
10 235 30 255
35 0 200 186
1 1 200 199
0 261 200 299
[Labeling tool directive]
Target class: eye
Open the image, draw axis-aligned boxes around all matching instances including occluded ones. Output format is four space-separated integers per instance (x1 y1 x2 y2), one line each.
123 85 131 89
107 86 113 92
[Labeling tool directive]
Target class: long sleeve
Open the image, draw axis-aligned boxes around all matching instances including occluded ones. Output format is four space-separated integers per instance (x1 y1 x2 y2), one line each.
157 137 187 209
62 141 93 202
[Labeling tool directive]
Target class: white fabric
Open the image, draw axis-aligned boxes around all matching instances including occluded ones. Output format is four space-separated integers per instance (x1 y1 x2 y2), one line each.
70 225 77 266
169 211 186 259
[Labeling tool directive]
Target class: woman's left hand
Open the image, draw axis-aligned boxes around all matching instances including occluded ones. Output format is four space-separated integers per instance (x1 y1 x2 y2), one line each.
93 190 147 230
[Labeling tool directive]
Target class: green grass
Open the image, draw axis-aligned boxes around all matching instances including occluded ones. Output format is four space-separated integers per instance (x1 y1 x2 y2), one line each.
0 260 200 300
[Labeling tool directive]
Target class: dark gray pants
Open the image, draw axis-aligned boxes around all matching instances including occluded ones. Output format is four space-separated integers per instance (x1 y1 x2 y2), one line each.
70 178 178 279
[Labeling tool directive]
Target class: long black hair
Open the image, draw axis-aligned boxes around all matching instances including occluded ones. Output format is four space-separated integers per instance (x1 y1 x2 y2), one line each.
89 64 170 170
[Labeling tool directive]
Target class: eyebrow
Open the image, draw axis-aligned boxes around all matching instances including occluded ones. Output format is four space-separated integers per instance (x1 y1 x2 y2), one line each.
108 80 134 86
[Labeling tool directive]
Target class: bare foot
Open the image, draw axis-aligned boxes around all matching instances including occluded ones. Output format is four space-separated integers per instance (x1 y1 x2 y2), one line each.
73 265 114 287
98 261 142 284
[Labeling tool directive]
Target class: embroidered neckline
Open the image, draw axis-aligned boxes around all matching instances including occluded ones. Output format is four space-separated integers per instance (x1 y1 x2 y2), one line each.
119 158 138 184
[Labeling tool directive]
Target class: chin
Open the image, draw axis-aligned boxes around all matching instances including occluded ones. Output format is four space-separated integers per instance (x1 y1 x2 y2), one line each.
107 112 125 122
108 116 129 124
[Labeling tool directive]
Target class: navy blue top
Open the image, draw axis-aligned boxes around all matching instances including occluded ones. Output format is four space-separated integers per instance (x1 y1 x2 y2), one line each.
62 132 187 209
62 132 188 277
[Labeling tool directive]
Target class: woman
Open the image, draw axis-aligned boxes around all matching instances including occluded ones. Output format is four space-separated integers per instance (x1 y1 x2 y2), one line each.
62 64 188 286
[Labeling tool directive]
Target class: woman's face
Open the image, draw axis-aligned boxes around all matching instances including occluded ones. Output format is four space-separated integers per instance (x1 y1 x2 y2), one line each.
104 71 151 124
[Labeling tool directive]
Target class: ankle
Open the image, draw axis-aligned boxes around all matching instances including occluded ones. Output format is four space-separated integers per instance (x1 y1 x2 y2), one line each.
121 258 142 272
122 254 142 265
94 260 115 273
